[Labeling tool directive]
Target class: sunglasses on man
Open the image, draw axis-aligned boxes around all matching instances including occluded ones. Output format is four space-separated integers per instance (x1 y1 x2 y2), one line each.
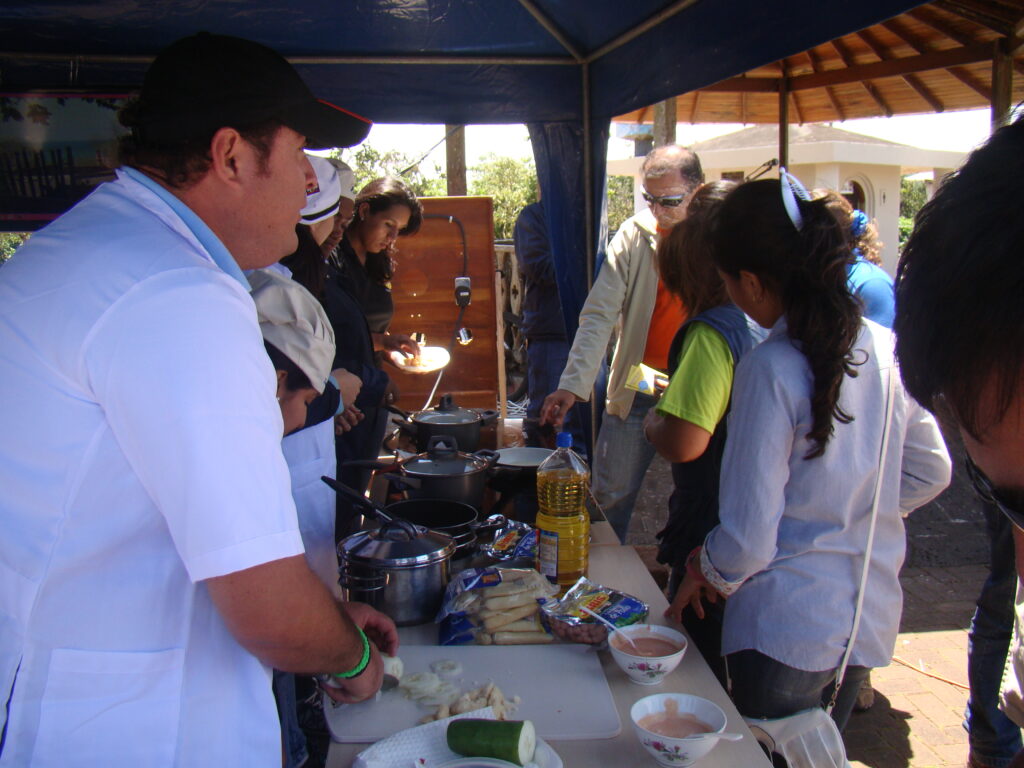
965 454 1024 530
641 191 687 208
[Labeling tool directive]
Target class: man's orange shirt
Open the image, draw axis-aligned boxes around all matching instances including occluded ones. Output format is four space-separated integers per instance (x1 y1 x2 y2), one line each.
643 278 688 372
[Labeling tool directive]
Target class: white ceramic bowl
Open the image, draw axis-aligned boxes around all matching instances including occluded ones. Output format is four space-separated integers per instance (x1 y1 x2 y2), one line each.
630 693 728 767
608 624 688 685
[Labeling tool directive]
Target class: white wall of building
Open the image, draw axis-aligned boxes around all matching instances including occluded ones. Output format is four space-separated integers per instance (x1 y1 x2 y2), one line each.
608 132 964 278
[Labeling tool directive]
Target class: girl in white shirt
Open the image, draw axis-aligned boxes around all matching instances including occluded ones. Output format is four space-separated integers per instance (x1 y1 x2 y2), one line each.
671 177 951 732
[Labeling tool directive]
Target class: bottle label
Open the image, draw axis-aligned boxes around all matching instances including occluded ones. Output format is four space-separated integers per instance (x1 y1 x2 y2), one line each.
538 529 559 580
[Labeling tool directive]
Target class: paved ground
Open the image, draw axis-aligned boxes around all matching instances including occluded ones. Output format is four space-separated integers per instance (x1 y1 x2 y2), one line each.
625 414 1004 767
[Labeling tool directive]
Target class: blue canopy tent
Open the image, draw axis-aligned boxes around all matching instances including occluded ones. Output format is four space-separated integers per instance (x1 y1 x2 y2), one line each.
2 0 922 340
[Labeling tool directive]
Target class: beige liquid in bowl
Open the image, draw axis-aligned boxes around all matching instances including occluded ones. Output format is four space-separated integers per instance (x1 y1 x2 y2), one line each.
612 633 681 657
638 699 713 738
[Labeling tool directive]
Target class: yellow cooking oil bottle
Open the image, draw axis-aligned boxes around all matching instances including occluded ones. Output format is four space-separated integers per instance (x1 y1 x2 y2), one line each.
535 432 589 590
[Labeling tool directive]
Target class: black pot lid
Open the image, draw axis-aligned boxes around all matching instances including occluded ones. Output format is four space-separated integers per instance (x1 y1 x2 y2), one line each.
339 521 455 567
412 394 480 426
403 436 488 476
403 451 486 476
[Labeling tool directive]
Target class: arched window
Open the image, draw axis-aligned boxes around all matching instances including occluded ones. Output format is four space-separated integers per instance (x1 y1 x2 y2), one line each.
842 180 866 213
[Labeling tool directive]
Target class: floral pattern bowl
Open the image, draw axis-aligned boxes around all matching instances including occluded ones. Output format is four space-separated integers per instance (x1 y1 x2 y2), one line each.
608 624 687 686
630 693 728 767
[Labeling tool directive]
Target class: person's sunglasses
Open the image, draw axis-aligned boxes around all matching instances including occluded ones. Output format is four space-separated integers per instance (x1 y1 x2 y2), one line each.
641 191 686 208
965 454 1024 529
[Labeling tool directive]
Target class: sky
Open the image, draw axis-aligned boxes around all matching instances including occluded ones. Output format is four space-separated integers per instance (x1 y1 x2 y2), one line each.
358 108 994 174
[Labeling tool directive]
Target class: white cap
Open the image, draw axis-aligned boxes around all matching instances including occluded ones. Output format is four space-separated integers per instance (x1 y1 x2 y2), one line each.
301 154 342 224
327 157 356 201
249 269 336 393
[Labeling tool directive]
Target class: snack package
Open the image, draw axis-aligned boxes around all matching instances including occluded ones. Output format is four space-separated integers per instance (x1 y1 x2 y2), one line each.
538 576 648 645
437 567 558 646
624 362 669 395
481 521 537 561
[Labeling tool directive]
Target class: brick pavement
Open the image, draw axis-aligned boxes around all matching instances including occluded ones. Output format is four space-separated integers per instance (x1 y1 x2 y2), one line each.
624 421 1004 768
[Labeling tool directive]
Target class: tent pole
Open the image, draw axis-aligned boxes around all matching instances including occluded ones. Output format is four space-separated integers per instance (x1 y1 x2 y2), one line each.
515 0 584 61
582 60 600 463
585 0 700 63
583 63 594 291
991 38 1012 131
0 51 574 66
445 125 467 195
778 76 790 169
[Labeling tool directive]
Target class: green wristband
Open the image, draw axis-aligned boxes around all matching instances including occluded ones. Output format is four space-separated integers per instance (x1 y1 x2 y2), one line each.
332 626 371 679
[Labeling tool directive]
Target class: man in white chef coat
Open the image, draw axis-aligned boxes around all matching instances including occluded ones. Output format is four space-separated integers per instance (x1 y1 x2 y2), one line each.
0 33 396 767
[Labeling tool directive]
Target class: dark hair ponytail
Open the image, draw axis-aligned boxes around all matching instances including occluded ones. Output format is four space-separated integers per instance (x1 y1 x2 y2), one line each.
713 179 863 459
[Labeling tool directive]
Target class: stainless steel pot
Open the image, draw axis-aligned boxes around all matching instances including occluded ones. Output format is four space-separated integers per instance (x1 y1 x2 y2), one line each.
338 519 455 626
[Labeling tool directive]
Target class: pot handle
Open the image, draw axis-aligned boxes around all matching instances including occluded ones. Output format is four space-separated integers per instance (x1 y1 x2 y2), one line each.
338 570 389 592
379 518 422 540
473 449 500 470
426 434 460 455
471 513 508 535
381 472 422 490
476 409 499 426
340 459 399 471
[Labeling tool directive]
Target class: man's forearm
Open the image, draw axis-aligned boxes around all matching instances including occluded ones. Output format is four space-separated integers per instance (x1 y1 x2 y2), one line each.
207 554 369 675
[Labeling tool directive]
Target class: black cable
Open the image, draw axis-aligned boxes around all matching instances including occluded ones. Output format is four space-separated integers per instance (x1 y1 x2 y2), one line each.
398 126 463 178
419 212 471 409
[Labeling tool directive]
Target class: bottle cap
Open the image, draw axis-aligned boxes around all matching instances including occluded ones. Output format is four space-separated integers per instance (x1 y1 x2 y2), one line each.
556 432 573 448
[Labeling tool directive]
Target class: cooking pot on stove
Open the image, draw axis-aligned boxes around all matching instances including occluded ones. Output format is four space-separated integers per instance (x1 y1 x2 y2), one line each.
338 518 455 626
382 436 499 510
385 499 506 561
393 393 498 453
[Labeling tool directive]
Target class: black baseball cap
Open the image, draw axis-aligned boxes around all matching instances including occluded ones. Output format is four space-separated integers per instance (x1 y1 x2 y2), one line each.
129 32 371 150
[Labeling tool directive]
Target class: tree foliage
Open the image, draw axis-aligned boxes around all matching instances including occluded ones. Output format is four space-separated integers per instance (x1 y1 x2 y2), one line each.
898 176 929 252
607 175 635 238
470 154 538 240
332 143 447 199
900 177 927 220
0 233 28 264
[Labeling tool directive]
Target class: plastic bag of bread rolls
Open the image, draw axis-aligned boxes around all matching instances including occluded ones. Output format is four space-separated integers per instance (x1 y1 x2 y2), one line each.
438 567 558 645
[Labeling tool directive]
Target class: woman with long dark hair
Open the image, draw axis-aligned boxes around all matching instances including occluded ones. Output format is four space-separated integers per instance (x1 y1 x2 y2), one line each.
330 176 423 365
671 176 951 737
643 180 764 684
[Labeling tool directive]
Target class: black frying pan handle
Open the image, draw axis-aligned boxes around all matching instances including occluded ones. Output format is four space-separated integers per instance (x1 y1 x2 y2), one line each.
321 476 393 524
380 472 422 490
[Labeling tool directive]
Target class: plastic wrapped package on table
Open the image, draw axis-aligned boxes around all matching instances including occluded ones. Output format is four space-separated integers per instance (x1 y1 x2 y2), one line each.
325 544 771 768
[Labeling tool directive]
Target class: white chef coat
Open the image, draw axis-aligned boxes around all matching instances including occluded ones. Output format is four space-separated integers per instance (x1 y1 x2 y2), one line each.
264 262 342 598
0 170 304 766
281 419 341 598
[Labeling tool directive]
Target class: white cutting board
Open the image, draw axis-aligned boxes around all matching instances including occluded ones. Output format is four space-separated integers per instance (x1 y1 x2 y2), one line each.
325 644 621 742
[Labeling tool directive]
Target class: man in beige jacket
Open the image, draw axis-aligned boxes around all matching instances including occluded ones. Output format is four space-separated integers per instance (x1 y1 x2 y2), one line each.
540 145 704 542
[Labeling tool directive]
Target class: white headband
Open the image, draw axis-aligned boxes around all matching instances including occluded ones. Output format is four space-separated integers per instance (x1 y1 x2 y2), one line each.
780 168 810 231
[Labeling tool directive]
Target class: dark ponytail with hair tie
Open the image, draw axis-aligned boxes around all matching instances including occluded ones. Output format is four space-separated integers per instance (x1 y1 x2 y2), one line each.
713 179 863 459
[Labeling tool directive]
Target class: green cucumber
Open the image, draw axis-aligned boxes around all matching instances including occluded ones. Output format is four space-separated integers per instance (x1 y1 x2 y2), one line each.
446 718 536 766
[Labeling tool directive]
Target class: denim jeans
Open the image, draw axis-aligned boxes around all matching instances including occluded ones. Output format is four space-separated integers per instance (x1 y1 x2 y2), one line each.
525 339 587 456
726 649 870 733
965 502 1023 767
668 566 727 686
273 670 309 768
592 392 659 542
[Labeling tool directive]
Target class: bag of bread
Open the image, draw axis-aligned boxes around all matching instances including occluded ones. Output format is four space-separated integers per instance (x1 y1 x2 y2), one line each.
437 567 558 645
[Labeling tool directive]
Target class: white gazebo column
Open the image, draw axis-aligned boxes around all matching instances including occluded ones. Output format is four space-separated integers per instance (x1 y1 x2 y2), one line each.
925 167 955 201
